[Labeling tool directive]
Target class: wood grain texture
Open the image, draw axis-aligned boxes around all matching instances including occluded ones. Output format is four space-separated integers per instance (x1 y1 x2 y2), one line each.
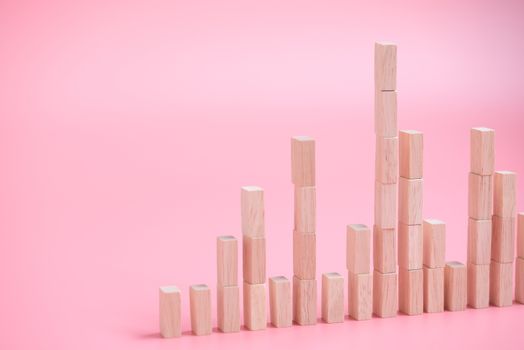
468 173 493 220
470 127 495 176
269 276 292 328
243 235 266 284
399 130 423 179
241 186 265 237
243 282 267 330
515 257 524 304
346 224 370 274
423 267 444 313
294 186 316 233
467 263 490 309
293 276 317 325
293 231 316 279
398 223 423 270
494 171 516 218
375 136 398 184
217 235 238 287
373 225 397 273
217 285 240 333
374 181 397 229
374 91 398 137
423 219 446 268
374 41 397 91
189 284 212 336
348 271 372 321
399 268 423 316
519 213 524 258
444 262 467 312
321 272 344 323
291 136 315 186
491 215 515 263
373 270 398 318
467 219 492 265
399 177 423 225
489 260 513 307
159 286 181 338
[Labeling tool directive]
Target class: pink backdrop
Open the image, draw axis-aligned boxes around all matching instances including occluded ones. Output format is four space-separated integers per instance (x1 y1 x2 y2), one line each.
1 0 523 349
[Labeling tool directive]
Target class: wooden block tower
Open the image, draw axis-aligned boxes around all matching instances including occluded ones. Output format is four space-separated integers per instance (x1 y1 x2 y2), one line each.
516 213 524 303
347 224 372 320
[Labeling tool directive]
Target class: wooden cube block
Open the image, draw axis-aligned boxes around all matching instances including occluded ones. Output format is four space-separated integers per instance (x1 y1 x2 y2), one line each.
189 284 212 336
518 213 524 258
346 224 371 274
293 276 317 325
490 260 513 307
398 223 423 270
399 129 423 180
293 231 316 279
470 127 494 176
217 285 240 333
373 270 398 318
467 263 490 309
491 215 515 263
423 219 446 268
399 268 423 315
243 282 267 330
217 235 238 287
291 136 315 186
375 91 398 137
444 262 467 311
374 41 397 91
294 186 316 233
374 181 397 229
269 276 292 328
321 273 344 323
243 235 266 284
373 225 397 273
494 171 516 218
467 219 492 265
241 186 265 237
423 267 444 313
348 271 372 321
159 286 181 338
399 177 423 225
375 136 398 184
515 257 524 304
468 173 493 220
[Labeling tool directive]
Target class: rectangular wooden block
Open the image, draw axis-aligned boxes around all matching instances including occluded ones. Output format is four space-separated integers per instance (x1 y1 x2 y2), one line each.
291 136 315 186
468 173 493 220
293 231 316 279
346 224 371 274
467 263 490 309
293 276 317 325
494 171 517 218
467 219 492 265
243 282 267 330
217 235 238 287
519 213 524 258
399 177 423 225
348 271 372 321
515 257 524 304
398 223 423 270
321 273 344 323
490 260 513 307
373 225 397 273
189 284 212 336
374 41 397 91
444 262 467 312
375 136 398 184
423 219 446 268
374 181 397 229
269 276 292 328
241 186 265 237
373 270 398 318
217 285 240 333
423 267 444 313
491 215 515 263
294 186 316 233
399 268 423 315
375 91 398 137
243 235 266 284
399 130 423 179
470 127 495 176
159 286 181 338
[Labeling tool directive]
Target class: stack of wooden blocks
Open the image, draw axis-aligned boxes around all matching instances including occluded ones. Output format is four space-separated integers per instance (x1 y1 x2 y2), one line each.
217 236 241 332
516 213 524 303
347 224 372 320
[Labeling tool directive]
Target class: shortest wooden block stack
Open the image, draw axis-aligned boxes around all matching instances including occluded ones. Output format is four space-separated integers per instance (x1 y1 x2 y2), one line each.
444 262 466 311
423 219 445 313
347 224 372 320
190 284 212 336
516 213 524 304
269 276 292 328
321 273 344 323
159 286 181 338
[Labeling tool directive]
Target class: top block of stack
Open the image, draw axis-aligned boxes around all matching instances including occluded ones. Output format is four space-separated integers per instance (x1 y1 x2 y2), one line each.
291 136 316 186
375 42 397 91
241 186 265 237
494 171 516 218
470 127 494 175
400 130 423 179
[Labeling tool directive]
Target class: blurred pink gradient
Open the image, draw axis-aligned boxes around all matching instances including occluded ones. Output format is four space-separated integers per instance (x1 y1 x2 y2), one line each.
1 0 524 349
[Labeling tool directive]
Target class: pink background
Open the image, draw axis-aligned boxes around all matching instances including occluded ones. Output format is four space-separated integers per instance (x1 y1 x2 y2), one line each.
1 0 523 349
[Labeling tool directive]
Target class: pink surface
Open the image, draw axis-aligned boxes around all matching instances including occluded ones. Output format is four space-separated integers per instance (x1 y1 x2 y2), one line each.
1 0 524 349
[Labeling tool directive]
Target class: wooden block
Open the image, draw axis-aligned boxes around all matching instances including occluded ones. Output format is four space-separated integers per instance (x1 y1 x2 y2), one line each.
515 257 524 304
241 186 265 237
269 276 292 328
348 271 372 321
243 282 267 330
423 267 444 313
293 231 316 279
243 235 266 284
293 276 317 325
375 91 398 137
291 136 315 186
491 215 515 263
189 284 212 336
346 224 371 274
373 225 397 273
490 260 513 307
444 262 467 312
374 181 397 229
374 41 397 91
399 177 423 225
519 213 524 258
373 270 398 317
399 268 423 315
467 219 492 265
375 136 398 184
468 173 493 220
470 127 495 176
467 263 490 309
494 171 517 218
423 219 446 268
217 285 240 333
399 130 423 179
159 286 181 338
398 223 423 270
294 186 316 233
217 235 238 287
321 272 344 323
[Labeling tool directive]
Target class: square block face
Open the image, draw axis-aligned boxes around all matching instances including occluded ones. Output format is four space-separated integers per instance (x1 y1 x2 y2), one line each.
217 236 238 287
467 263 490 309
241 186 265 237
423 267 444 313
470 127 494 176
346 224 371 274
374 181 397 229
398 178 423 225
159 286 181 338
373 270 398 318
399 268 423 315
269 276 292 328
293 231 316 279
375 91 398 137
490 261 514 307
243 236 266 284
515 258 524 304
399 130 423 179
444 262 467 312
373 226 397 273
293 276 317 325
423 219 446 268
467 219 492 265
291 136 315 186
321 273 344 323
348 271 372 321
375 137 399 184
491 215 515 263
190 284 212 336
217 285 240 333
494 171 516 218
374 42 397 91
519 213 524 258
398 223 423 270
294 186 316 233
243 282 267 330
468 173 493 220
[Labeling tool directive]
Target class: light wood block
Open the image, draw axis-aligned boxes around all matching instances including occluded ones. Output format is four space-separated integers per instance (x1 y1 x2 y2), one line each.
269 276 292 328
217 285 240 333
444 262 467 311
291 136 315 186
321 273 344 323
294 186 316 233
375 136 398 184
398 223 423 270
374 181 397 229
423 219 446 268
375 91 398 137
243 282 267 330
491 215 515 263
293 231 316 279
373 225 397 273
423 267 444 313
467 263 490 309
189 284 212 336
399 130 423 179
494 171 517 218
348 271 372 321
217 235 238 287
468 173 493 220
490 260 513 307
346 224 371 274
293 276 317 325
241 186 265 237
374 41 397 91
399 268 423 315
518 213 524 258
159 286 181 338
515 257 524 304
467 219 492 265
373 270 398 318
243 235 266 284
470 127 495 176
399 177 423 225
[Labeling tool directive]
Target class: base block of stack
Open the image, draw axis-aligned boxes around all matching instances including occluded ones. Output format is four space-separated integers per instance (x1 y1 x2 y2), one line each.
159 286 181 338
293 276 317 325
217 285 240 333
490 260 513 307
516 257 524 304
399 268 423 315
423 267 444 313
190 284 212 336
348 272 372 320
269 276 292 328
243 282 267 330
373 270 398 318
467 263 490 309
444 262 466 312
